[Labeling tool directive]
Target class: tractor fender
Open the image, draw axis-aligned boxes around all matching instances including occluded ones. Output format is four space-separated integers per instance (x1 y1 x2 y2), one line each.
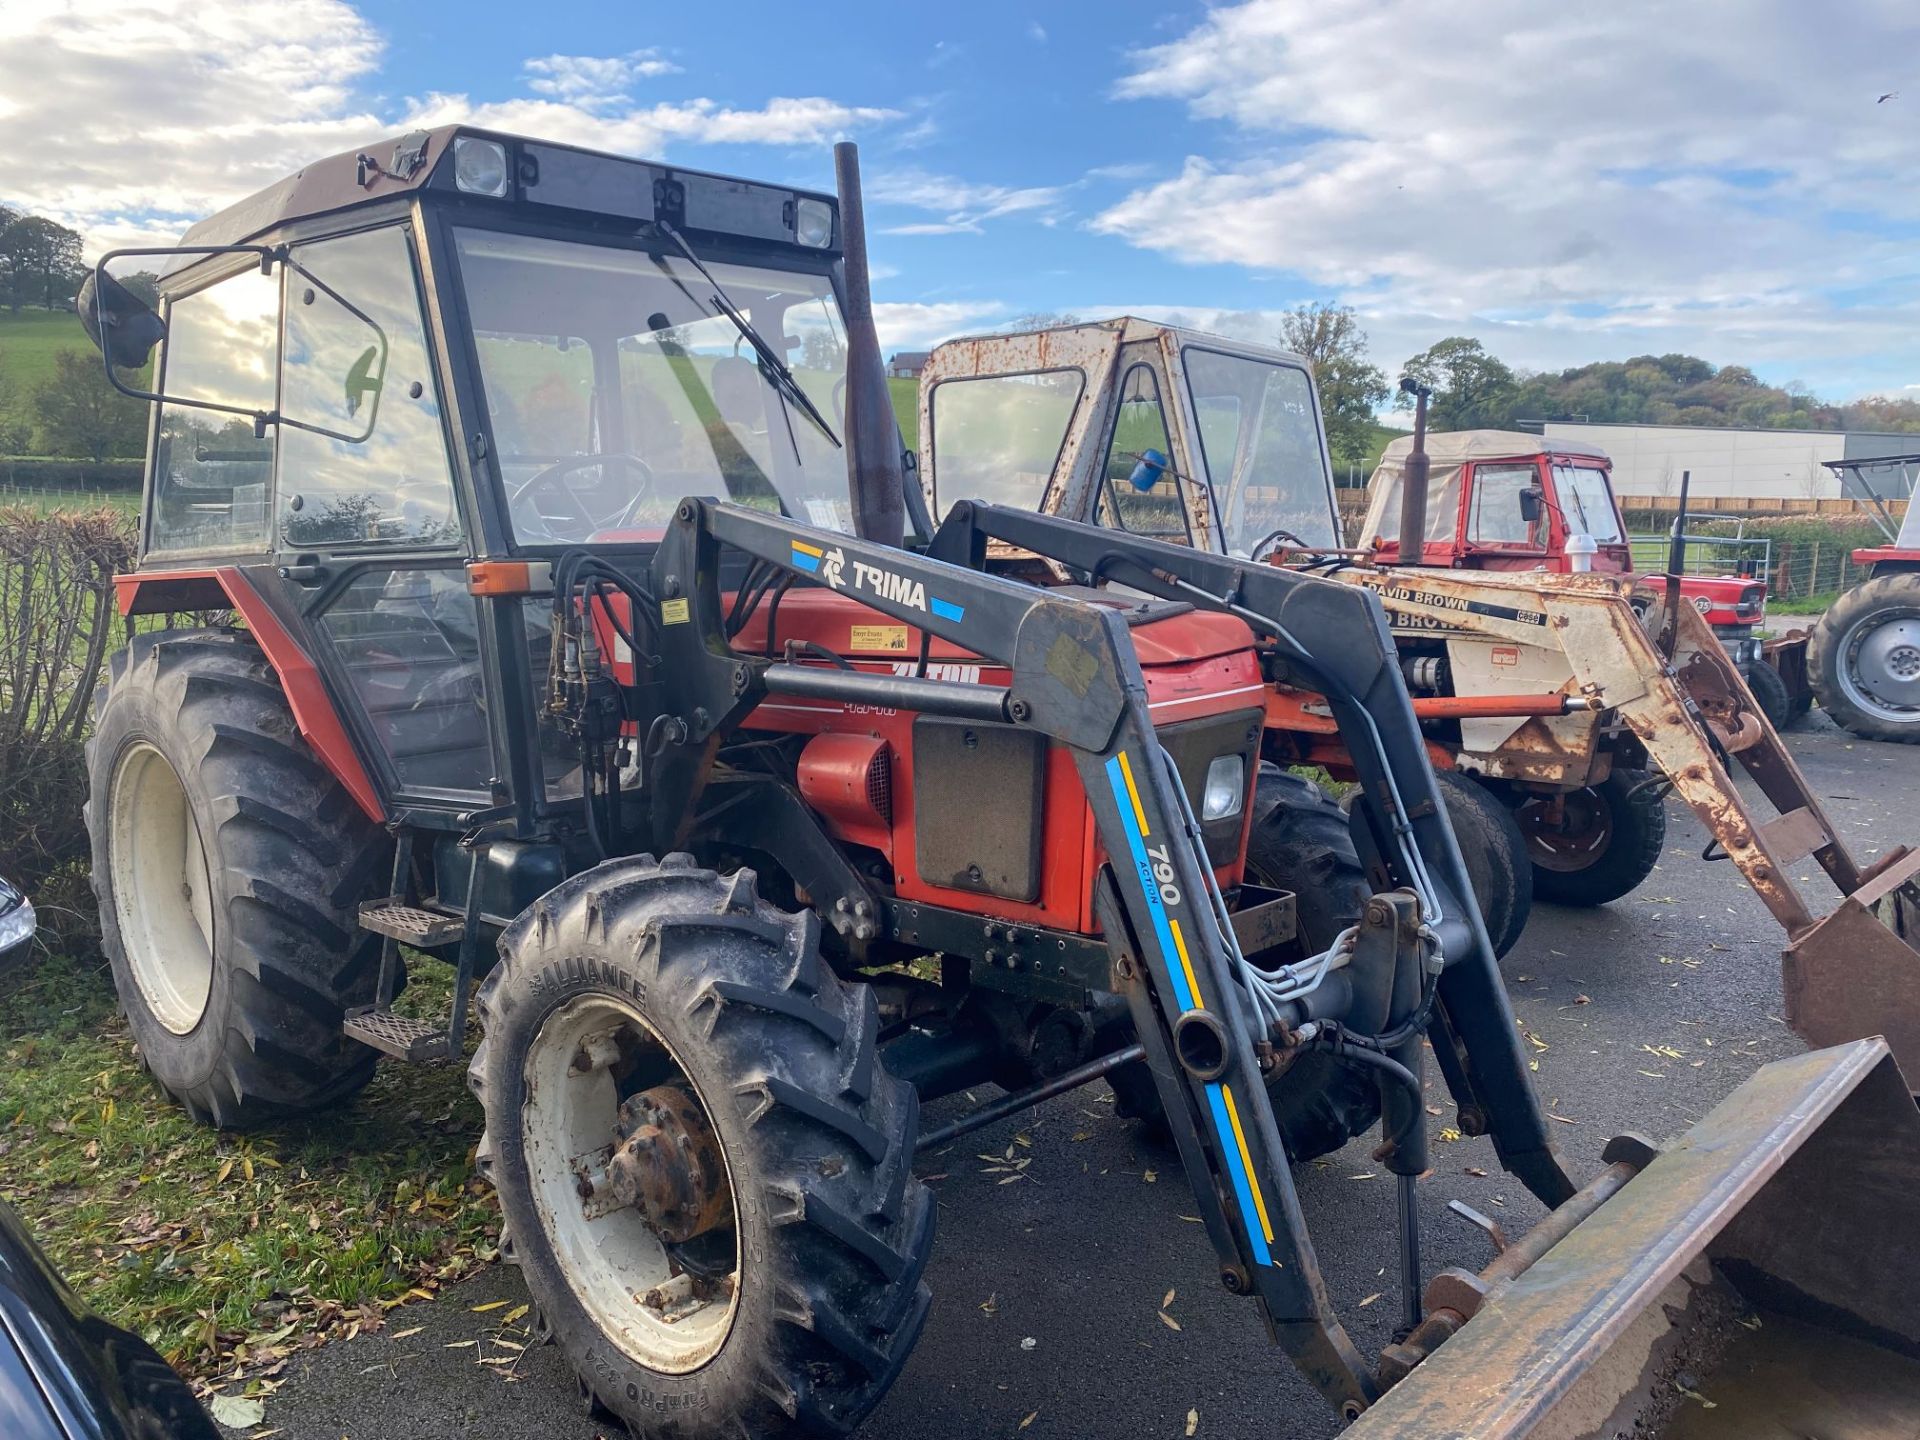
113 567 385 822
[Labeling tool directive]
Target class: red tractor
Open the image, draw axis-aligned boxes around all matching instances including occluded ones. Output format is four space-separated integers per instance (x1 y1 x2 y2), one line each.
1809 453 1920 742
1358 429 1804 728
71 130 1920 1439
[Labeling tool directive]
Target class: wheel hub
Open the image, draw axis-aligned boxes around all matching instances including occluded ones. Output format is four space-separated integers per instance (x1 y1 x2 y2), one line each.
1846 615 1920 716
1516 789 1614 873
606 1084 733 1243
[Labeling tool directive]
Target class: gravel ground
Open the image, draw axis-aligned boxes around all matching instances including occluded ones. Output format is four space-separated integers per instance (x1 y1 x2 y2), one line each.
235 714 1919 1440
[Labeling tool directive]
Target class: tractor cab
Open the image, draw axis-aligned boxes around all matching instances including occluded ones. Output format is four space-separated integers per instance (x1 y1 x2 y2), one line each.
918 316 1341 561
1358 431 1631 573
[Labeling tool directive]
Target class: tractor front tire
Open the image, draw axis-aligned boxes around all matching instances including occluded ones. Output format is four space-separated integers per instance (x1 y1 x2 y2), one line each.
471 854 932 1440
1808 575 1920 743
85 628 390 1126
1432 769 1533 959
1742 659 1795 732
1517 769 1667 908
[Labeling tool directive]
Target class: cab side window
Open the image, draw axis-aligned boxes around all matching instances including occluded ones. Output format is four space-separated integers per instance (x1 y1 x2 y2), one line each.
1468 463 1544 547
1097 365 1189 541
278 227 460 549
149 266 279 555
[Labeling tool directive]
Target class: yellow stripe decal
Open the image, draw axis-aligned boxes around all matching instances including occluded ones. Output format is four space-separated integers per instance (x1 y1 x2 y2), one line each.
791 539 825 557
1220 1085 1276 1243
1116 750 1150 837
1167 917 1204 1011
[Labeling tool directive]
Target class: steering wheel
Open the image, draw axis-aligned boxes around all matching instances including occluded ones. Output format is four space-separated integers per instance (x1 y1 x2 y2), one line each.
508 453 656 540
1247 527 1310 563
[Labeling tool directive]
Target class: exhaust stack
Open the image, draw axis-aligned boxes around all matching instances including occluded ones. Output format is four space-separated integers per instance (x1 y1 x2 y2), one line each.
834 143 905 549
1396 377 1433 565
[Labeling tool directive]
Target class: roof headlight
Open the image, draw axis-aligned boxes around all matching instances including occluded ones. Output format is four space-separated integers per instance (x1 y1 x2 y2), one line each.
795 197 834 248
453 137 510 198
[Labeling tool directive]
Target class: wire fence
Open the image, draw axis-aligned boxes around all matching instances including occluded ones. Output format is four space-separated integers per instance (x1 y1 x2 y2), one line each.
1629 531 1873 604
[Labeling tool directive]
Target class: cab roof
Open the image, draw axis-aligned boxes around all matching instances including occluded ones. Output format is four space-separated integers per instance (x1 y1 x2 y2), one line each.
170 126 839 282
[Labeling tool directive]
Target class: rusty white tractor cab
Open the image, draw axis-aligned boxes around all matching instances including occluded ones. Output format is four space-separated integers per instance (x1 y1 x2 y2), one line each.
919 317 1920 1073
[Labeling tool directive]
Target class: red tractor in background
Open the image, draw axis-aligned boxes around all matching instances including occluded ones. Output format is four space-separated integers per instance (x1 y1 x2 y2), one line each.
1809 452 1920 742
1358 430 1807 728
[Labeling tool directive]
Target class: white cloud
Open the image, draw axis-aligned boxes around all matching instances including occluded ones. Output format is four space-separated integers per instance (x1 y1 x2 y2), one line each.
0 0 897 254
1028 22 1048 43
1094 0 1920 381
871 167 1066 235
523 50 680 108
872 300 1007 350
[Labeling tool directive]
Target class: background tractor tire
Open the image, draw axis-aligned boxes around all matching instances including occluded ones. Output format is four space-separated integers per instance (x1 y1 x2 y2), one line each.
1742 659 1795 732
1431 768 1533 959
1517 769 1667 908
471 854 933 1440
85 628 390 1127
1109 766 1381 1162
1808 575 1920 743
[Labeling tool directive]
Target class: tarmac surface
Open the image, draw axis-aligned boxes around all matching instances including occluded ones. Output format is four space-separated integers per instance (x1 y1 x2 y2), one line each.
237 712 1918 1440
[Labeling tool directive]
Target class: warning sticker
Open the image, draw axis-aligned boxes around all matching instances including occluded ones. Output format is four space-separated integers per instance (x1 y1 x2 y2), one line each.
1492 645 1520 666
851 624 911 653
661 597 691 625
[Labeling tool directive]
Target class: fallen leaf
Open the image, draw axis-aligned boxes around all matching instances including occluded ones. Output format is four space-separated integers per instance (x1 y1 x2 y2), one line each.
1465 1166 1489 1177
501 1304 529 1326
1162 1288 1176 1308
1020 1412 1038 1430
445 1340 478 1349
1547 1113 1580 1125
391 1326 424 1339
1159 1310 1182 1331
980 1293 998 1316
1437 1127 1462 1142
1186 1409 1200 1436
1358 1293 1383 1307
209 1395 266 1429
1142 1169 1158 1184
471 1301 510 1313
1573 994 1591 1005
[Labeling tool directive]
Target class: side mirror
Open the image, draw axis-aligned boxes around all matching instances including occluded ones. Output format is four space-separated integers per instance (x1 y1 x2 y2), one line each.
1519 487 1543 523
77 270 165 371
1129 448 1170 493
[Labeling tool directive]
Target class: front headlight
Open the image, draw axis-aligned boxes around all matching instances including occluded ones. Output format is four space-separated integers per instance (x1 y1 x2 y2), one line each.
1201 754 1245 822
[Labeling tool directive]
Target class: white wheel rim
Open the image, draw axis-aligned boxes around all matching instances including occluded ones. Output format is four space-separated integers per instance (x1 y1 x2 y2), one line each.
522 994 741 1373
109 742 215 1035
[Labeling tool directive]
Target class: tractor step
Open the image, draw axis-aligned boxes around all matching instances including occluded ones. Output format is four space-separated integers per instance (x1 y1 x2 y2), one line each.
342 1007 454 1062
357 899 465 946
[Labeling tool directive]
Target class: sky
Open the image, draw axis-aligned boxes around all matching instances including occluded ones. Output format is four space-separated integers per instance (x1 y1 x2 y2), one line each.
2 0 1917 401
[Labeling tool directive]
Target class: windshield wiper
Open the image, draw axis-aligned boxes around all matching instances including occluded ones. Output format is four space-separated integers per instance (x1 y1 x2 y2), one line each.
651 222 842 453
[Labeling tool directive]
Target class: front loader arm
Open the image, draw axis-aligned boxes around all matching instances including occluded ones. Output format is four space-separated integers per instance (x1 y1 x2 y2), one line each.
643 498 1402 1409
932 500 1577 1209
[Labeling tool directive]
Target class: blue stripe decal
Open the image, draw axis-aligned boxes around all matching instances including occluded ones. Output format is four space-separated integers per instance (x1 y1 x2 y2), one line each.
790 547 821 573
1206 1084 1273 1266
1104 756 1271 1267
929 596 965 623
1102 756 1194 1013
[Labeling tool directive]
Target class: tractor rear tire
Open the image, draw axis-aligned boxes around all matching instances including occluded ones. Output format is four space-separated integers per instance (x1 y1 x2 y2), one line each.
1105 766 1381 1161
1432 769 1533 959
1808 575 1920 743
1517 769 1667 908
471 854 932 1440
1742 659 1794 732
85 628 390 1126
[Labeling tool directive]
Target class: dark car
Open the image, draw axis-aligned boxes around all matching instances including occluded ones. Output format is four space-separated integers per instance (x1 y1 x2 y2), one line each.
0 1199 217 1439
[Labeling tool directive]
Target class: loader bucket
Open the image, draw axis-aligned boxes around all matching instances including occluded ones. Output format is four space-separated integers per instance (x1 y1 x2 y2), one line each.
1784 848 1920 1079
1350 1039 1920 1439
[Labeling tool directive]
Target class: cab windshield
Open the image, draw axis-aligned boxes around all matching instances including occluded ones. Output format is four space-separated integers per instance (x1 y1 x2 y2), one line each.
453 228 855 544
1182 347 1337 555
1552 464 1625 544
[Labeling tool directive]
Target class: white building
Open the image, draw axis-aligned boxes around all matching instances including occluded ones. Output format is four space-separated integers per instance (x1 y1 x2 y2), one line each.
1540 422 1918 500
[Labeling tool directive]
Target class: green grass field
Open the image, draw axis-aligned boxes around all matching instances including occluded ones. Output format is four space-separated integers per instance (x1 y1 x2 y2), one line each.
0 308 90 387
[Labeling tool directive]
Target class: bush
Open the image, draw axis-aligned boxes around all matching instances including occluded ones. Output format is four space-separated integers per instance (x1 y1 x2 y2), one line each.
0 505 134 904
